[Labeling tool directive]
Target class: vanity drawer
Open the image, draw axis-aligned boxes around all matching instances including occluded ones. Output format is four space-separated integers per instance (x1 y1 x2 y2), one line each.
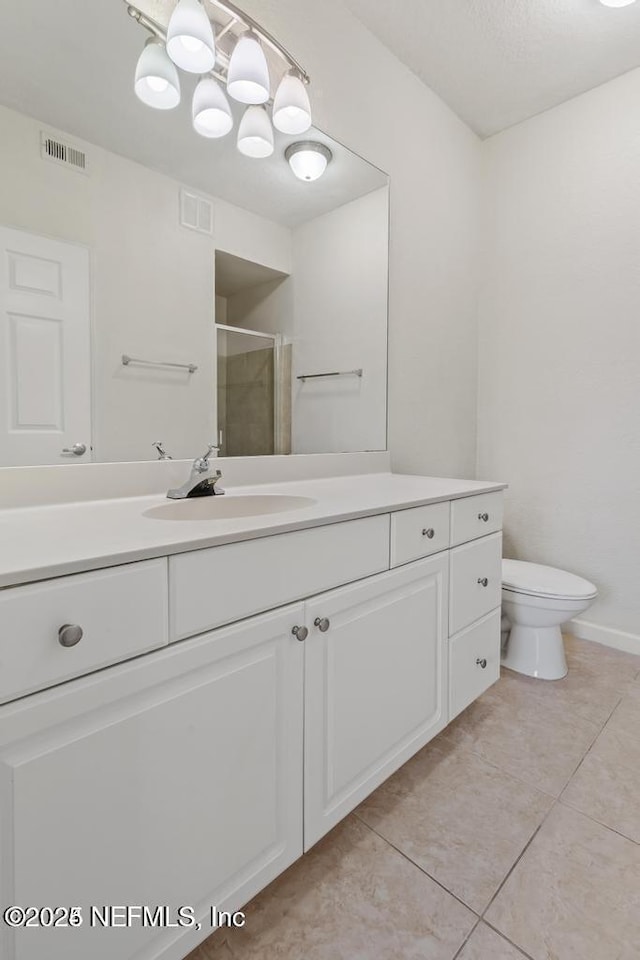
450 492 503 546
0 559 168 704
169 515 390 641
449 532 502 635
449 609 501 720
390 502 450 567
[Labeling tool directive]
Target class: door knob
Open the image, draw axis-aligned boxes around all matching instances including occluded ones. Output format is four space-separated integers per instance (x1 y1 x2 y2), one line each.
477 577 489 587
314 617 330 633
58 624 84 648
61 442 87 457
291 625 308 642
476 658 488 669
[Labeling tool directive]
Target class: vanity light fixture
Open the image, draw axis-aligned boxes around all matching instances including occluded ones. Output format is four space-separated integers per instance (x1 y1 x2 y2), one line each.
285 141 332 181
237 105 275 158
166 0 216 73
272 71 312 134
226 33 270 105
134 38 181 109
193 77 233 137
126 0 312 163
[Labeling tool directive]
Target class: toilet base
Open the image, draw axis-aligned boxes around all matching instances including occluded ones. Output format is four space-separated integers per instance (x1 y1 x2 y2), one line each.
501 624 568 680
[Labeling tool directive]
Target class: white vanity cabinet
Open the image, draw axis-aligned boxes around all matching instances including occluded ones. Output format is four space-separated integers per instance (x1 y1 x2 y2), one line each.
303 556 448 848
0 604 305 960
0 485 504 960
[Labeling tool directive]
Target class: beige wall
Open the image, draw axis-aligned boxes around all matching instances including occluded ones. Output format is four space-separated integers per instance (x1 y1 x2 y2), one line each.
477 67 640 649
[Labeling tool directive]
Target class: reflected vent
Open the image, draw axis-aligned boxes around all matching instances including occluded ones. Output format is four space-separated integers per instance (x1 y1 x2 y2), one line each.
180 189 214 235
40 132 89 174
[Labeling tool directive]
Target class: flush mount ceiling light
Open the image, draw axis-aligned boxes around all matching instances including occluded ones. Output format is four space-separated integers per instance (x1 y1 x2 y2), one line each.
126 0 312 163
285 141 332 181
273 71 312 134
237 105 275 158
227 33 270 104
135 37 181 109
166 0 216 73
193 77 233 137
599 0 636 5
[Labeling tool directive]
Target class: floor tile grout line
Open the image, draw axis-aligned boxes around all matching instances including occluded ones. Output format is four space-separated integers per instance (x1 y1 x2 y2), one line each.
556 704 608 801
434 729 559 800
480 917 538 960
450 916 481 960
557 796 640 848
557 692 626 804
352 812 483 918
480 796 559 921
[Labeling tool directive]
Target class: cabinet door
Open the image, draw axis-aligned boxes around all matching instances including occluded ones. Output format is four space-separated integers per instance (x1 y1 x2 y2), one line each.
304 556 449 849
0 604 304 960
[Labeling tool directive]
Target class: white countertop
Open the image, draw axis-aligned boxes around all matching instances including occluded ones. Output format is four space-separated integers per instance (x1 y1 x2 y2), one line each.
0 472 506 589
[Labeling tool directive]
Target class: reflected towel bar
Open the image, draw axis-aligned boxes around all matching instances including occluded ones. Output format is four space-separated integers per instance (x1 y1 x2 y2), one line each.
297 368 363 382
122 354 198 374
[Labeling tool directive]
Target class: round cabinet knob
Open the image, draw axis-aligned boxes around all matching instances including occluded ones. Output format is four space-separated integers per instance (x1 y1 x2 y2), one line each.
291 625 308 642
61 442 87 457
476 658 488 669
477 577 489 587
478 512 489 522
58 624 83 648
314 617 330 633
422 528 435 539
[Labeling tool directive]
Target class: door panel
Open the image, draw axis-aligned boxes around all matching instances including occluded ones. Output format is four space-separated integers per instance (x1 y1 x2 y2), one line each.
0 603 304 960
304 556 449 849
0 227 91 465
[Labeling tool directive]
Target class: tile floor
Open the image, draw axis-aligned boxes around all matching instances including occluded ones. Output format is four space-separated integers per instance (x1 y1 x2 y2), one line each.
186 634 640 960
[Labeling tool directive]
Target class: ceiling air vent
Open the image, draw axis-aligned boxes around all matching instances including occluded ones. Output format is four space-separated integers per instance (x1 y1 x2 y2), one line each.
40 131 89 174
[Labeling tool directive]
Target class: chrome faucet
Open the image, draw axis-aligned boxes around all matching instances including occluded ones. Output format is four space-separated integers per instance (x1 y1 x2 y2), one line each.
167 445 225 499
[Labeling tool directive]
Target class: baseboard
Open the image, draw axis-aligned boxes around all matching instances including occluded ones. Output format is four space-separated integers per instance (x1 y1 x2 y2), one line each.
570 618 640 657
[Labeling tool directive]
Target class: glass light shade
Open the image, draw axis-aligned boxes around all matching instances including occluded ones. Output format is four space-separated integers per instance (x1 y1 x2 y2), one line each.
167 0 216 73
193 78 233 138
285 141 332 181
599 0 636 4
272 72 312 134
227 34 270 104
237 106 274 158
134 39 181 110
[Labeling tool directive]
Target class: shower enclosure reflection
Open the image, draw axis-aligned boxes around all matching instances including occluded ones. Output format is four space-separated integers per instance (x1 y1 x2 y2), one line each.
217 326 290 458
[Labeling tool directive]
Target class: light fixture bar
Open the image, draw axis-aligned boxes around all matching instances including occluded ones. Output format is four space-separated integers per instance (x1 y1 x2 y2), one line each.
208 0 310 84
125 0 310 87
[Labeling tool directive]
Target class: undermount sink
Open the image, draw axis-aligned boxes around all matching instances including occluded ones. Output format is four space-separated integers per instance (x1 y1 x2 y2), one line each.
144 495 317 522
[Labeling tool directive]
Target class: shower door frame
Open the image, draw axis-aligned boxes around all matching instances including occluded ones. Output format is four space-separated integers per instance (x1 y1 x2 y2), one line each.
215 323 284 456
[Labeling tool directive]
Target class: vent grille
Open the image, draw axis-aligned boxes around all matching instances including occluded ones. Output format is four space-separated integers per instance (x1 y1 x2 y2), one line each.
41 132 88 174
180 189 214 235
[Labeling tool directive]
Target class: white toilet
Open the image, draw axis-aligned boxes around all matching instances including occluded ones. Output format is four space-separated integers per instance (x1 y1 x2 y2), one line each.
501 560 597 680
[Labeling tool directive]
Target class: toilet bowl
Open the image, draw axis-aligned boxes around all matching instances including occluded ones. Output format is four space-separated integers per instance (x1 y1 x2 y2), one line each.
501 560 597 680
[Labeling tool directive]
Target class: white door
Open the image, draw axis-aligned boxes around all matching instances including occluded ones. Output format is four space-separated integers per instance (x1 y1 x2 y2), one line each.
0 226 91 465
304 555 449 850
0 603 304 960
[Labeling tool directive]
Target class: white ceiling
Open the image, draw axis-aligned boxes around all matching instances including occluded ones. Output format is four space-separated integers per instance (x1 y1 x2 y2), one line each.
343 0 640 137
0 0 387 227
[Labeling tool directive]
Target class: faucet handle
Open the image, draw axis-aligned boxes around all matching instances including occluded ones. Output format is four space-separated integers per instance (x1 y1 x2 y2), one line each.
199 443 220 463
152 441 172 460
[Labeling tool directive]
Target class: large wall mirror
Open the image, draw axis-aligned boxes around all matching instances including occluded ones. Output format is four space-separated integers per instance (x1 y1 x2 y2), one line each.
0 1 389 466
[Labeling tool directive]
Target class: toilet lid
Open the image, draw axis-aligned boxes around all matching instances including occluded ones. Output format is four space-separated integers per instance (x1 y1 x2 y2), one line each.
502 559 597 601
